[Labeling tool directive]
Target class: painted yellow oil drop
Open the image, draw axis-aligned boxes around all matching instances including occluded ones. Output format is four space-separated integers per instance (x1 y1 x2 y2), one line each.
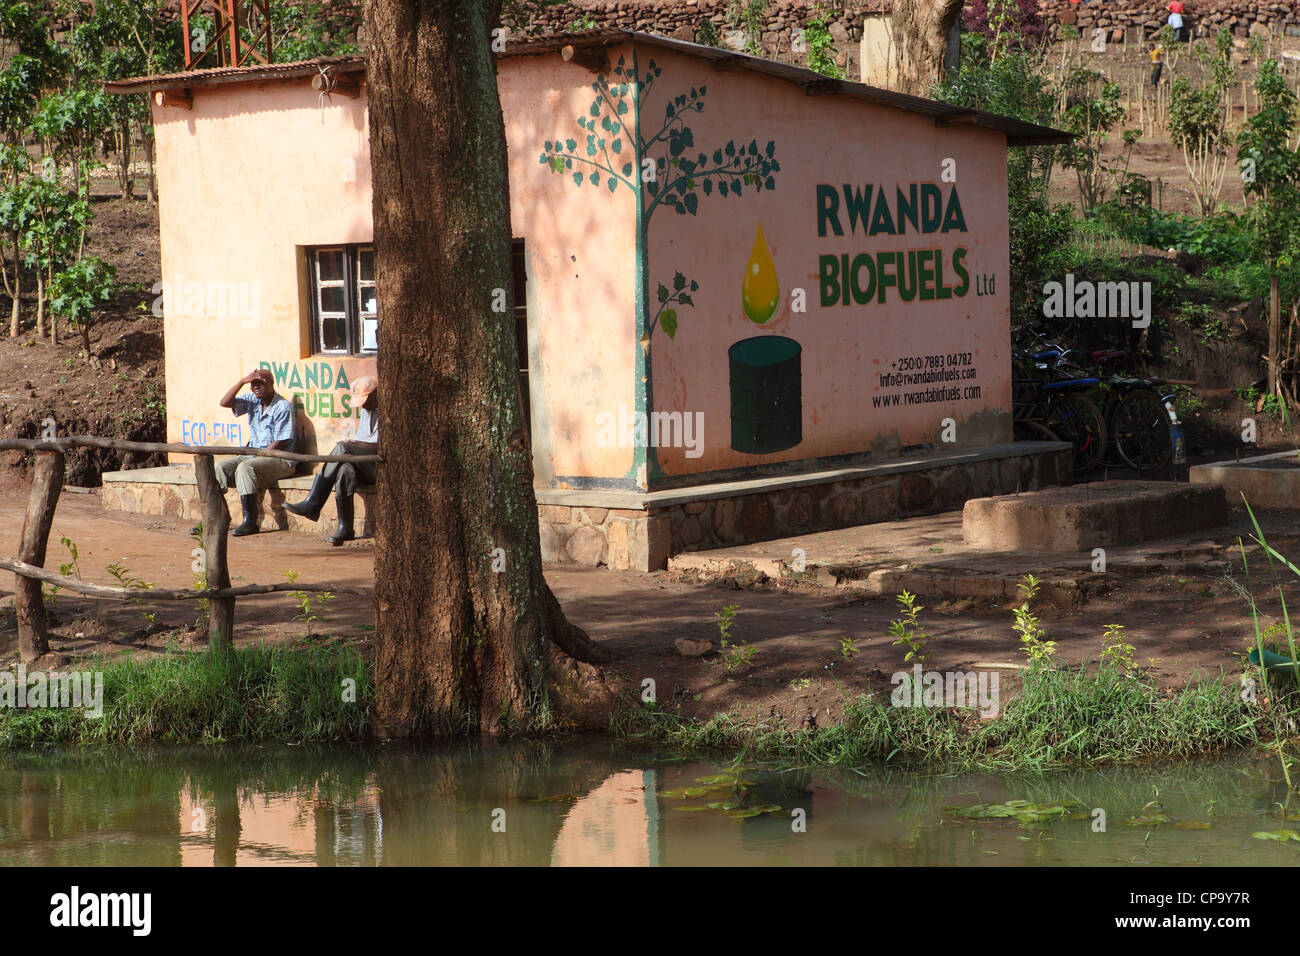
741 223 780 324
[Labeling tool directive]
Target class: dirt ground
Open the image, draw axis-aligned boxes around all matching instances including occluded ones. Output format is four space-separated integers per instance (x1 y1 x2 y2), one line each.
2 488 1295 731
0 196 166 490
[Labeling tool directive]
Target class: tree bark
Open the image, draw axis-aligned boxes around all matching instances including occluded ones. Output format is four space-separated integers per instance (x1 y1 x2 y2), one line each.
1269 271 1281 397
363 0 611 738
15 450 64 663
891 0 964 96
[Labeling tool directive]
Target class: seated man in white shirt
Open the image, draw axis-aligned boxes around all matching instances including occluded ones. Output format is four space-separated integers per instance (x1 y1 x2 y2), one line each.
285 376 379 545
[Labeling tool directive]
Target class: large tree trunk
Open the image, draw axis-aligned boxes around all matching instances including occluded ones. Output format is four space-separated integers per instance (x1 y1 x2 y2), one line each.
891 0 964 96
364 0 611 738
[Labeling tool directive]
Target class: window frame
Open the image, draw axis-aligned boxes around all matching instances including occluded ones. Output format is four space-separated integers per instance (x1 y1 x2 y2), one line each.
306 243 376 357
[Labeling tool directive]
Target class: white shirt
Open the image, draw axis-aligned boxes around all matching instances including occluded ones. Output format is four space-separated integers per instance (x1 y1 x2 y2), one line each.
355 406 378 444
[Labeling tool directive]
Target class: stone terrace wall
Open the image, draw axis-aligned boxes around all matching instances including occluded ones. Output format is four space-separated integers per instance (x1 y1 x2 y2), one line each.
1041 0 1300 37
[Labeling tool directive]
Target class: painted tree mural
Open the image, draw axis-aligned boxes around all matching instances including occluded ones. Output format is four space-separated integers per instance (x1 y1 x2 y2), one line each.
540 52 781 476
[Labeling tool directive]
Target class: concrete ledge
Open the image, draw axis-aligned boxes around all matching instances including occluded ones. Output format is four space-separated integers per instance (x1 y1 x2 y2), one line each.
1190 451 1300 510
962 480 1228 552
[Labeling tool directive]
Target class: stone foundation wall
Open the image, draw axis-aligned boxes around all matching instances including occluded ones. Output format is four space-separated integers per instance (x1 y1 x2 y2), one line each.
539 445 1071 570
101 478 376 538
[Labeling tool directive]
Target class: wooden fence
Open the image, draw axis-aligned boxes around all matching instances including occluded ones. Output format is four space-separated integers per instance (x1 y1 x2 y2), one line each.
0 436 382 662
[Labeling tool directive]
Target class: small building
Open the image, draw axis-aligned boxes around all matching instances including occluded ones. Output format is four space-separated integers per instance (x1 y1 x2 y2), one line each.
103 29 1071 570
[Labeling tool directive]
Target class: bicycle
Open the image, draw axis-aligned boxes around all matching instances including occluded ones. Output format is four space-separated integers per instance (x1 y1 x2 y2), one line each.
1013 351 1109 474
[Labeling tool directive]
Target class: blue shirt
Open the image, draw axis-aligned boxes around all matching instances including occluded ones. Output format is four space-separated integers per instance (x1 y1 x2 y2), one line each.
232 393 296 450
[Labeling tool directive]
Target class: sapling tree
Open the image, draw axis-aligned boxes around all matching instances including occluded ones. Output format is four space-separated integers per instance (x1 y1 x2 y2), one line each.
1059 68 1125 215
49 254 115 359
1237 58 1300 400
19 176 90 341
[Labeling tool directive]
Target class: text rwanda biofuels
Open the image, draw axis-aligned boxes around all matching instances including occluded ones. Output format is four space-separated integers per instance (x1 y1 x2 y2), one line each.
815 183 971 307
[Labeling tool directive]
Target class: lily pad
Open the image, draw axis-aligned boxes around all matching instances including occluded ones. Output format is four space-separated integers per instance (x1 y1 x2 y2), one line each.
671 804 712 812
706 800 743 811
696 774 738 785
527 793 581 803
944 800 1081 825
1124 813 1172 826
1252 829 1300 842
1172 820 1213 829
725 807 763 818
661 787 710 799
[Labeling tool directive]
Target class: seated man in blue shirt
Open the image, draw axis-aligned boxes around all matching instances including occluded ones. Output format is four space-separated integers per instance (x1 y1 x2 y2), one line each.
285 375 378 545
216 369 298 536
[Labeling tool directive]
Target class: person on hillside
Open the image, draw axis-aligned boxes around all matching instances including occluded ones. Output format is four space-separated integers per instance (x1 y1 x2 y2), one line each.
285 376 379 546
1149 42 1164 85
213 369 297 537
1167 1 1186 42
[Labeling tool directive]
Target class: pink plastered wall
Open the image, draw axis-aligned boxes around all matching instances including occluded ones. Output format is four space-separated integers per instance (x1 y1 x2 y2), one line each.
151 54 638 481
639 47 1013 481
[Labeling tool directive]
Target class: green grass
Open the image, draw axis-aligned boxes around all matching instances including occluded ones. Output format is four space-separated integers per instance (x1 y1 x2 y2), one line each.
0 643 373 747
613 662 1261 773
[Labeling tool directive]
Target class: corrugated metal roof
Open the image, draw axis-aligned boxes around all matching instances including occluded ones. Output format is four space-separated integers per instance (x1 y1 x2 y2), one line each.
104 28 1071 146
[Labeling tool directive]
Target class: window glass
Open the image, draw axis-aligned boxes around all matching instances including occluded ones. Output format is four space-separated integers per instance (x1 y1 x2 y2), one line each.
321 314 347 351
317 249 346 283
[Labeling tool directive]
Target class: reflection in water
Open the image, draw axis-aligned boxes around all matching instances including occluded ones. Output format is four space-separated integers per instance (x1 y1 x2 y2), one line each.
0 743 1294 866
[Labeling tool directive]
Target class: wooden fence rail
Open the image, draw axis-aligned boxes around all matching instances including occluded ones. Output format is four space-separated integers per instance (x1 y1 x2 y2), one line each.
4 436 380 662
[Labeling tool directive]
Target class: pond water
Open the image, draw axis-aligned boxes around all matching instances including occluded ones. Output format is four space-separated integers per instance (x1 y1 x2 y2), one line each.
0 741 1297 866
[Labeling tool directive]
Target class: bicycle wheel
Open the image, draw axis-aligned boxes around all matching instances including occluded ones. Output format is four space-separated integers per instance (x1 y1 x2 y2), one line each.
1111 389 1173 474
1043 393 1108 474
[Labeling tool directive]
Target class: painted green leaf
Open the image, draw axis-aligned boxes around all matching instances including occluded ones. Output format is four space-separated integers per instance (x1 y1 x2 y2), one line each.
1253 830 1300 841
607 177 617 193
544 140 552 151
622 163 633 177
590 102 600 116
589 171 599 185
657 284 669 303
765 176 775 191
718 181 728 197
679 294 693 307
702 179 712 196
661 309 678 339
766 141 775 157
713 149 723 164
684 193 698 215
725 141 735 157
666 102 675 118
572 172 582 186
612 138 622 153
673 272 686 291
617 101 628 114
565 138 577 151
689 280 699 291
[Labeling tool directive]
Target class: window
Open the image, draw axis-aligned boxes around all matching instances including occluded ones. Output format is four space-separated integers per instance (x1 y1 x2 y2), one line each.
306 244 377 355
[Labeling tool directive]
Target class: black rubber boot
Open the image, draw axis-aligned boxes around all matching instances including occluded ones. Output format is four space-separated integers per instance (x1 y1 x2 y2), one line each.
231 494 260 536
284 474 336 522
328 496 355 546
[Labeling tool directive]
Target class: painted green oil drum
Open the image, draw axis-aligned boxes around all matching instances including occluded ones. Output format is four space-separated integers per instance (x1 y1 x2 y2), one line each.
729 335 802 454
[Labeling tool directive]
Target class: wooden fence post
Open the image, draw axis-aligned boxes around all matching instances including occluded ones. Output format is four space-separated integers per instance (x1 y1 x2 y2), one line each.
193 454 234 653
15 450 65 663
